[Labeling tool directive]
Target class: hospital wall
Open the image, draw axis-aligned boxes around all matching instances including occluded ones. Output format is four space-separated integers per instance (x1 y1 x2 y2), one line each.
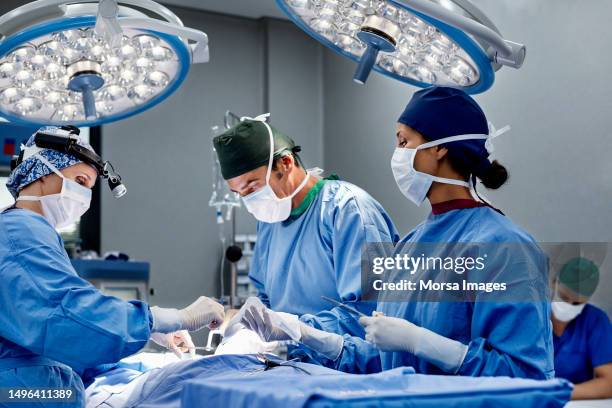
0 0 609 329
321 0 612 315
98 8 324 344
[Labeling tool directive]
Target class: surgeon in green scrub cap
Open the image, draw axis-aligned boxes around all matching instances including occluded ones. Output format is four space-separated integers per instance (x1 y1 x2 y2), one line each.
551 257 612 400
213 114 398 364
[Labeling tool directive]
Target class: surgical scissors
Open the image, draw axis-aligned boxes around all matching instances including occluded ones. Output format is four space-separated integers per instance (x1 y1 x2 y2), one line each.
320 296 367 317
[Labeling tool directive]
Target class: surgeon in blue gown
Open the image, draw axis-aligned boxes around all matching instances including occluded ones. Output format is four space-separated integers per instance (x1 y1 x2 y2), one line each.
239 88 555 380
0 128 225 407
213 115 398 348
550 257 612 400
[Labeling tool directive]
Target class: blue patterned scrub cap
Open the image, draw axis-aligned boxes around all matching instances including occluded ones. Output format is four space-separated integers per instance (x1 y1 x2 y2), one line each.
6 127 95 198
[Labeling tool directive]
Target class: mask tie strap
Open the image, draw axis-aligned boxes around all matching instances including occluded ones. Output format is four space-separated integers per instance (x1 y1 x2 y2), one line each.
20 144 45 162
16 196 41 202
414 134 487 188
485 122 511 159
418 134 488 151
288 168 312 199
35 154 66 180
241 113 274 185
16 154 66 202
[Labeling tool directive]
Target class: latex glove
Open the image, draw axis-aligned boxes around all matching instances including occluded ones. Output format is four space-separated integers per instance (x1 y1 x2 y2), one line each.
298 322 343 361
178 296 225 331
223 316 246 339
151 296 225 333
359 314 468 373
241 304 300 342
240 302 343 360
360 314 419 353
150 330 196 359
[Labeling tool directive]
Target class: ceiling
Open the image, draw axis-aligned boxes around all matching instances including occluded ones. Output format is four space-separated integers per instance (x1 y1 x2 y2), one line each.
160 0 286 19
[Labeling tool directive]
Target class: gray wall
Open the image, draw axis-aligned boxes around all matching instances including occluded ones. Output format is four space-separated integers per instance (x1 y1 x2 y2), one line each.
265 18 325 169
100 9 324 343
102 10 262 314
322 0 612 314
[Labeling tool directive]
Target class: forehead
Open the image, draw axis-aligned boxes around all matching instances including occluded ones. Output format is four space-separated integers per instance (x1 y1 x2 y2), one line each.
396 123 425 139
557 283 590 303
226 165 268 188
63 162 98 177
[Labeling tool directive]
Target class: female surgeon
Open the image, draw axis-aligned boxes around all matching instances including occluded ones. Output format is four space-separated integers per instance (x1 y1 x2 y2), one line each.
551 257 612 399
237 87 554 380
0 127 225 406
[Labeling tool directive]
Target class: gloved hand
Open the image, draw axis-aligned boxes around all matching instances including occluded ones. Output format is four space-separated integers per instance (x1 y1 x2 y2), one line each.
178 296 225 331
242 305 298 342
151 296 225 333
237 297 343 360
298 323 344 361
150 330 196 359
360 314 421 353
359 313 468 373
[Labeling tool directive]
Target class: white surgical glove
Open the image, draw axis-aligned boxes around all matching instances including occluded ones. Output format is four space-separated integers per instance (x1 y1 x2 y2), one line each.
150 330 196 359
238 297 343 360
178 296 225 331
359 314 468 373
242 305 298 342
298 323 343 361
151 296 225 333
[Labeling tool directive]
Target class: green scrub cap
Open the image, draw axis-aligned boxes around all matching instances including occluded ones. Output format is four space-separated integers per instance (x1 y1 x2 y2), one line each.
213 117 299 180
559 257 600 297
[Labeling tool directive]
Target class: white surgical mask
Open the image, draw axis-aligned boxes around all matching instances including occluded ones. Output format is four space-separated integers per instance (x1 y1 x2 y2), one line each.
551 297 586 322
390 125 510 206
17 154 92 229
240 114 311 223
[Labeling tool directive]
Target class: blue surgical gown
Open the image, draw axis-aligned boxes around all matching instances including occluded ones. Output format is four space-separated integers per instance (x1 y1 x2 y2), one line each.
249 179 399 338
332 205 555 379
554 304 612 384
0 208 152 405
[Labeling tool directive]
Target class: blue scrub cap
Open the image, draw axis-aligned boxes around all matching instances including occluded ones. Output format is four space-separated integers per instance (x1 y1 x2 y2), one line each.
398 86 492 178
5 127 94 198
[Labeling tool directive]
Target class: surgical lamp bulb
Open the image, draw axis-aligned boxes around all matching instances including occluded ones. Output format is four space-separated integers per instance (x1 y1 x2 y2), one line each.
15 97 42 115
0 62 19 78
145 71 169 88
0 0 210 126
276 0 526 93
44 91 68 108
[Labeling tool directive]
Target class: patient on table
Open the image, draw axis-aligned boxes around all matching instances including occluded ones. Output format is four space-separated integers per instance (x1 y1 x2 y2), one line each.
85 309 280 407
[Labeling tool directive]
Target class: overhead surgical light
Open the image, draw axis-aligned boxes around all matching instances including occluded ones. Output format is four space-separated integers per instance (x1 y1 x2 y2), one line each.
276 0 526 93
0 0 209 126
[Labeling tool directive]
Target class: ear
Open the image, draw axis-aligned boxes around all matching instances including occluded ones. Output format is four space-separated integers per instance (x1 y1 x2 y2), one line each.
434 146 449 161
278 155 294 173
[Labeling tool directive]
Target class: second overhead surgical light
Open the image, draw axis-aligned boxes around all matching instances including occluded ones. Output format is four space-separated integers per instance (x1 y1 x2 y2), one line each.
0 0 210 127
277 0 526 93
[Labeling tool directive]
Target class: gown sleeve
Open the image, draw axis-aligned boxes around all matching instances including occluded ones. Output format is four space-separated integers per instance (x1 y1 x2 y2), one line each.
333 334 383 374
300 194 397 336
0 214 151 373
248 222 271 308
458 243 555 379
588 308 612 369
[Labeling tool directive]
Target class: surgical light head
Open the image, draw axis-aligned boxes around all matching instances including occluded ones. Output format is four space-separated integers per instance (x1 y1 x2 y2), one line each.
10 126 127 198
0 0 210 126
276 0 526 94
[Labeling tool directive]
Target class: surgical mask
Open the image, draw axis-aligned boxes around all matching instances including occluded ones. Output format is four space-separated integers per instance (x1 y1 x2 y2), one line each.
390 125 510 206
240 114 311 223
17 154 91 229
551 298 586 322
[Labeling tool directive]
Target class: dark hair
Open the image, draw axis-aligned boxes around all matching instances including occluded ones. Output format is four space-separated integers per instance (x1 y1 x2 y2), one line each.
271 151 302 171
479 160 508 189
446 148 508 190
